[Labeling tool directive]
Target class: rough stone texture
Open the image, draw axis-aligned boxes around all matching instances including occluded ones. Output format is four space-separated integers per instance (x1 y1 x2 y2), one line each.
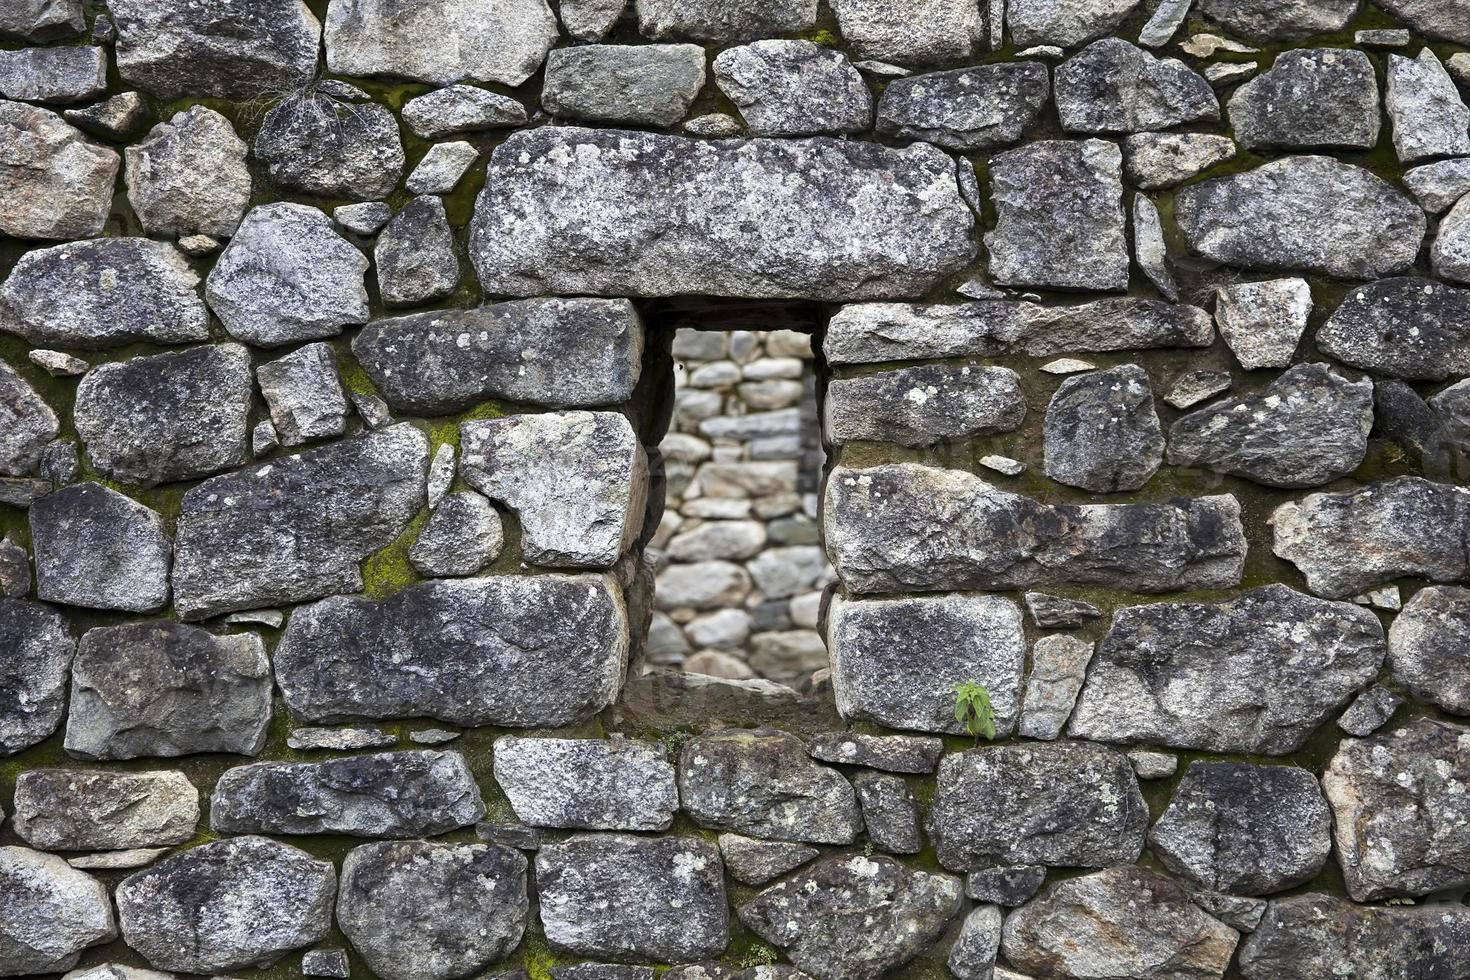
108 0 320 99
1 238 207 349
850 770 920 854
829 0 983 65
986 139 1129 292
408 492 504 577
1044 364 1164 492
876 62 1049 151
207 203 370 348
561 0 627 41
0 599 71 756
738 856 963 980
376 196 460 307
337 840 528 980
1404 157 1470 213
406 143 478 195
678 729 861 844
806 733 943 774
1229 49 1380 151
1002 867 1238 980
1389 585 1470 715
31 483 170 614
1055 39 1217 135
827 593 1025 735
1318 277 1470 380
544 44 706 127
1019 635 1094 740
172 425 428 619
64 621 272 761
1323 718 1470 901
257 343 350 448
1214 277 1311 370
460 412 646 568
1019 298 1215 357
1386 49 1470 164
254 93 405 201
0 0 84 41
537 834 728 963
494 736 677 831
1165 363 1374 488
1024 592 1101 628
1199 0 1356 42
402 85 528 138
1271 477 1470 598
0 539 30 598
714 41 870 137
74 345 252 487
1175 157 1425 280
0 360 57 478
717 834 818 886
326 0 559 87
125 106 249 238
1377 0 1470 45
1070 586 1386 754
1338 683 1403 737
0 100 118 240
1123 132 1237 190
1431 192 1470 285
0 846 116 974
1008 0 1142 47
826 463 1246 594
633 0 817 42
1149 762 1332 896
275 575 628 728
211 751 485 838
0 46 105 104
355 299 643 415
949 905 1003 980
470 127 975 301
116 836 336 974
825 364 1025 447
929 742 1147 871
12 769 199 851
1134 194 1177 301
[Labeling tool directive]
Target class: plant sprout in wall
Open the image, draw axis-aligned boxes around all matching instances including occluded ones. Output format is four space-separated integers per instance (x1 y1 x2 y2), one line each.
954 680 996 743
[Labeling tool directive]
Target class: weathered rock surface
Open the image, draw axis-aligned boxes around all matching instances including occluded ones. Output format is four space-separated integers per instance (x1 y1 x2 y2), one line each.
1044 364 1164 492
1149 762 1332 896
1387 48 1470 164
948 905 1002 980
1055 39 1217 134
172 425 427 619
806 733 944 774
1229 49 1380 151
739 855 962 979
108 0 321 99
544 44 706 126
325 0 559 86
0 846 116 974
470 127 975 300
0 46 105 104
31 483 170 613
1271 477 1470 598
402 84 528 139
0 0 84 41
1123 132 1237 190
1020 298 1214 357
1008 0 1142 47
718 834 818 886
13 769 198 851
1338 683 1403 737
1 238 207 348
257 343 350 448
207 203 369 347
1069 586 1386 754
409 492 503 577
678 729 861 844
966 866 1047 907
1002 867 1238 980
987 139 1129 292
0 361 56 478
1377 0 1470 45
460 412 645 568
876 62 1049 151
74 344 252 487
825 364 1025 447
851 771 920 854
1019 635 1094 741
1199 0 1356 42
494 736 677 831
0 540 31 599
1318 277 1470 380
537 834 728 963
0 599 71 756
1404 157 1470 213
275 575 628 728
1389 585 1470 715
125 106 250 238
929 742 1147 870
827 594 1025 735
254 93 405 201
1432 192 1470 285
1323 718 1470 900
338 840 528 980
116 836 336 973
633 0 817 42
1024 592 1101 628
375 196 459 307
829 0 984 65
826 463 1246 594
356 299 643 414
714 41 871 137
561 0 627 41
1175 157 1425 280
0 100 117 240
1214 277 1310 370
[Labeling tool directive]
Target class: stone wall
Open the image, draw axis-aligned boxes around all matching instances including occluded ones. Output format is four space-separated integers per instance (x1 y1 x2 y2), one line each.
1 1 1470 979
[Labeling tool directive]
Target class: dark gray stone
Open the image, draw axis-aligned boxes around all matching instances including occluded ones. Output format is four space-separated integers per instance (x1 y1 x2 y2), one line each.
948 905 1002 980
852 771 920 854
125 106 250 238
537 834 728 963
275 574 628 728
1199 0 1358 42
470 127 975 301
355 299 643 415
375 196 459 307
1070 586 1386 754
338 840 528 980
544 44 706 127
255 92 405 200
1044 364 1163 492
0 100 118 240
0 846 116 974
714 40 871 137
64 621 271 761
74 344 252 487
408 492 503 577
1317 277 1470 381
806 732 944 774
1389 585 1470 715
63 91 148 141
1056 39 1217 134
825 364 1026 447
1229 49 1380 151
561 0 627 41
493 736 677 831
402 85 528 139
876 62 1049 151
0 599 72 756
0 0 84 41
965 865 1046 907
0 538 29 598
717 834 819 886
303 950 351 978
0 360 56 478
31 483 170 613
172 425 428 620
257 343 350 448
1337 684 1403 736
116 836 336 974
13 769 198 850
678 729 861 844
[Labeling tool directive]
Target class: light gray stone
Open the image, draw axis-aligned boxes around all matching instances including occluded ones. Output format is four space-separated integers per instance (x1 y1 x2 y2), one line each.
31 483 170 613
823 302 1022 364
0 100 117 240
1389 585 1470 714
1318 277 1470 380
0 0 84 41
1214 277 1310 370
126 106 250 238
409 492 503 577
714 40 871 137
1404 157 1470 213
852 770 920 854
544 44 705 127
633 0 817 41
826 364 1025 448
1431 192 1470 284
13 769 198 851
287 727 396 751
717 834 818 886
1008 0 1142 47
668 522 766 562
656 560 752 610
1128 750 1178 779
493 736 677 831
0 599 72 756
1228 49 1380 152
1044 364 1163 492
1123 132 1237 189
326 0 557 86
1337 684 1402 737
0 847 116 974
1387 48 1470 163
255 92 405 200
1020 298 1215 357
876 61 1047 151
257 343 350 448
829 0 983 64
375 196 459 307
334 201 393 235
1019 635 1094 741
562 0 627 40
1056 39 1217 134
1024 592 1101 628
1198 0 1357 42
949 905 1003 980
1134 194 1177 301
402 85 528 139
0 361 56 478
805 733 943 774
0 45 106 104
1139 0 1192 46
406 141 478 195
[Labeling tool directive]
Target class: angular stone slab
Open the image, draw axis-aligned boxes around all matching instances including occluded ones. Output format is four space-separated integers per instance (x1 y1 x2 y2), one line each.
806 732 944 774
715 40 873 138
65 621 271 761
354 299 644 415
1123 131 1237 190
254 94 405 201
1 238 208 349
825 364 1025 447
0 100 117 240
31 483 171 614
1317 277 1470 381
830 0 984 64
825 463 1246 594
827 593 1025 735
460 412 645 568
1055 39 1217 134
537 834 728 963
126 105 251 238
1387 48 1470 164
1069 585 1386 754
276 574 628 728
493 736 677 831
678 729 862 844
13 769 199 851
0 846 116 975
1043 364 1163 493
1377 0 1470 45
172 425 428 620
1018 634 1094 741
1199 0 1356 42
875 62 1049 151
0 599 72 756
1175 156 1425 280
929 742 1147 871
1228 48 1380 151
211 750 485 838
634 0 816 41
0 360 56 478
0 0 84 41
1239 894 1470 980
718 834 818 887
116 836 336 974
544 44 706 127
470 127 976 301
1389 585 1470 715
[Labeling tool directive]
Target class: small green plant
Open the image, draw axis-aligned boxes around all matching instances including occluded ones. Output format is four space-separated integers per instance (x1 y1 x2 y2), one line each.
953 681 996 743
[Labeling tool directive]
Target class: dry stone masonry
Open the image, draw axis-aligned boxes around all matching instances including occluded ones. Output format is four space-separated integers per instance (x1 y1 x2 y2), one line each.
2 1 1470 979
